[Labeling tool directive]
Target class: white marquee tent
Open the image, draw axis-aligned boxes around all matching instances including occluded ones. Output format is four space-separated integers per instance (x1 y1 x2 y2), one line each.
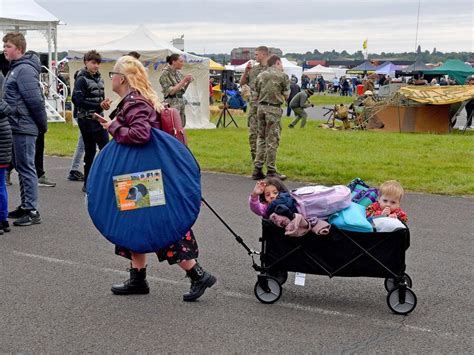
303 65 349 80
68 25 213 129
0 0 60 73
303 65 335 80
233 58 303 81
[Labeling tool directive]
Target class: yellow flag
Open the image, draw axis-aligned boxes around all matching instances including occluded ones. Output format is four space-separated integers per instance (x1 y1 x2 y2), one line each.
362 39 368 50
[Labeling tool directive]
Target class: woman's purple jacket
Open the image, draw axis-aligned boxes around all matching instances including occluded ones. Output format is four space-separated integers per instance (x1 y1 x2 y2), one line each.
108 92 160 145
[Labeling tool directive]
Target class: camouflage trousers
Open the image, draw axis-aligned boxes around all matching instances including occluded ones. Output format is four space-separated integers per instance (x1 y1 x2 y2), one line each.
254 105 282 172
289 107 308 128
166 97 186 127
247 101 258 162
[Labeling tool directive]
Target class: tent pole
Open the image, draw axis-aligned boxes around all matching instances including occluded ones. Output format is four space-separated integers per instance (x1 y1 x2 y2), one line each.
47 22 53 99
54 24 58 67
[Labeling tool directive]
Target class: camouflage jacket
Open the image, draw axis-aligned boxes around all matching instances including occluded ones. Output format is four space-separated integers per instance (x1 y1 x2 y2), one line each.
255 67 290 105
159 65 188 99
247 64 268 99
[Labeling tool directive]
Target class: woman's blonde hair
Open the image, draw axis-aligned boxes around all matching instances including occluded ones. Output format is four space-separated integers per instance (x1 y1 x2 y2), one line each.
115 56 164 112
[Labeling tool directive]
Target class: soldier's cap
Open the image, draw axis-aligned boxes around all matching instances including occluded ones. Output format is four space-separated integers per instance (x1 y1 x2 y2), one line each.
364 90 373 95
306 88 315 95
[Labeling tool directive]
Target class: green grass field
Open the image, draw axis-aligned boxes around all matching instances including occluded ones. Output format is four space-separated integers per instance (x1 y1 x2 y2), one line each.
46 118 474 196
308 94 354 106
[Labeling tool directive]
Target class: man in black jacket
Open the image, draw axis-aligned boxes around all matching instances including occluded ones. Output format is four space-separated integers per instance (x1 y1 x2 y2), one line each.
72 50 110 192
2 32 47 226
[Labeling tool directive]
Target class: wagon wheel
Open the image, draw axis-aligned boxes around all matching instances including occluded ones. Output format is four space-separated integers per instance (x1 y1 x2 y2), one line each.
387 287 417 315
268 270 288 285
384 273 413 292
254 276 282 304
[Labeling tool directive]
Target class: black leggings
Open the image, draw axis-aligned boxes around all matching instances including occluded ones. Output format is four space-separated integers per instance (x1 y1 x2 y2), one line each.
77 118 109 185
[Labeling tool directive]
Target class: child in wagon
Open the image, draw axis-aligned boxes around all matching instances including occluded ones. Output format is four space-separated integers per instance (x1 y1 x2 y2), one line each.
366 180 408 223
249 177 330 236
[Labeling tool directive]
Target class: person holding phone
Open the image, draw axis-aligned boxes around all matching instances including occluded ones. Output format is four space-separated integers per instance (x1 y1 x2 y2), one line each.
159 54 192 127
99 55 216 302
72 50 111 192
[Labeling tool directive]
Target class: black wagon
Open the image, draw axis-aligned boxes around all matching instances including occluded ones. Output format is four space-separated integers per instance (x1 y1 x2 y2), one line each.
202 199 417 315
254 219 417 315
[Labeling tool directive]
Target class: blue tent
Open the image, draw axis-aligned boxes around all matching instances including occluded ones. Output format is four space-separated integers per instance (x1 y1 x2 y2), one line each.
346 61 377 74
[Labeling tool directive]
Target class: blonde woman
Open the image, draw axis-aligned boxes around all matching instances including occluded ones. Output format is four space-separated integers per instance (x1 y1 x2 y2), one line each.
100 56 216 301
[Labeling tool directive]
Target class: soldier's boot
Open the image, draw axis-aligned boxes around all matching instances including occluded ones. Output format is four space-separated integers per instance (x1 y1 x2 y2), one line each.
266 169 287 181
183 263 217 302
251 167 265 180
111 267 150 295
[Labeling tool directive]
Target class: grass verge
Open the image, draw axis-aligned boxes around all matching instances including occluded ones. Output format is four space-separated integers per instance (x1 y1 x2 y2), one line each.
46 118 474 196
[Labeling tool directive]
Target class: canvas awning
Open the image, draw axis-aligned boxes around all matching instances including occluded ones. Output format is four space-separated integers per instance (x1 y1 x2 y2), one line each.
399 85 474 105
209 59 224 71
423 59 474 84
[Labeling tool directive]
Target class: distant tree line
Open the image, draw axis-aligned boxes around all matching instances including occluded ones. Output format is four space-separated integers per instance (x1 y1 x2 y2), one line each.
195 48 472 65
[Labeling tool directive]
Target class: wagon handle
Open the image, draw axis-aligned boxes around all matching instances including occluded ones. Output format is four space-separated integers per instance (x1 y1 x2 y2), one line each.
202 197 259 256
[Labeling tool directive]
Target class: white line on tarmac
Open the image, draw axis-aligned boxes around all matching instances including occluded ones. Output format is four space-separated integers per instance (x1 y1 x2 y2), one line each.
11 250 460 340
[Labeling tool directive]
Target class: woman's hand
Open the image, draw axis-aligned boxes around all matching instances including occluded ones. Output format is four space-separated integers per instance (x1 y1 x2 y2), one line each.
100 118 114 130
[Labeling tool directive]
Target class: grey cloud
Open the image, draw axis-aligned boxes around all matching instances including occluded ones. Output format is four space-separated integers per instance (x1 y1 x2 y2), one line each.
37 0 471 26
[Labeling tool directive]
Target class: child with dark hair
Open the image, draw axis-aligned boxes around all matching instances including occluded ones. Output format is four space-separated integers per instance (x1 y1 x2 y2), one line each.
72 49 111 192
249 177 294 218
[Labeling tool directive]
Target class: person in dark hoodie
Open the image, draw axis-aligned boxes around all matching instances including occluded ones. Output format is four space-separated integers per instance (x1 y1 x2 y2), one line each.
72 50 111 192
2 32 47 226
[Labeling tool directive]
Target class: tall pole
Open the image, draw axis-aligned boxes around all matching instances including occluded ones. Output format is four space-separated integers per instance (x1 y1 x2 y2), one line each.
414 0 421 53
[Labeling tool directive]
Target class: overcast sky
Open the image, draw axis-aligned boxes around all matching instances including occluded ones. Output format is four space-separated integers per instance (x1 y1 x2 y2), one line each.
23 0 474 54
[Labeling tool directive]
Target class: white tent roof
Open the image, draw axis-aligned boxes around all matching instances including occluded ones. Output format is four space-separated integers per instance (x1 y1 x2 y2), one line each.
68 25 205 63
304 65 336 75
68 25 212 129
0 0 59 27
234 58 302 80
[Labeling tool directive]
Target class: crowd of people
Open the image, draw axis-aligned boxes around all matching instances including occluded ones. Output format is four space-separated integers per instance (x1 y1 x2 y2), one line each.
1 33 471 306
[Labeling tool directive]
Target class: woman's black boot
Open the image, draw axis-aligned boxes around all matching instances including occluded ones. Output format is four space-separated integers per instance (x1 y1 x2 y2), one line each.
1 221 10 232
183 263 217 302
111 267 150 295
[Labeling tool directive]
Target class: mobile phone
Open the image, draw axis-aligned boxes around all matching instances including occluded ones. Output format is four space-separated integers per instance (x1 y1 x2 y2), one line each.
93 113 109 123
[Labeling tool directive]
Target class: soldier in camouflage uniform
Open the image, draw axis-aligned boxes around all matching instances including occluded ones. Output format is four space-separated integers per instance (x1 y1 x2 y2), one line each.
240 46 269 162
253 55 290 180
159 54 192 127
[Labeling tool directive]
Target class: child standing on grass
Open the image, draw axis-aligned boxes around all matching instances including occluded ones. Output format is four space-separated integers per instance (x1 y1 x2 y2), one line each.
366 180 408 223
0 99 12 234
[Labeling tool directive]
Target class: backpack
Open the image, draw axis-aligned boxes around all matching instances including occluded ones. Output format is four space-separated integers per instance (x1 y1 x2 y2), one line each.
133 97 187 146
159 106 187 146
347 178 378 207
290 185 352 219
